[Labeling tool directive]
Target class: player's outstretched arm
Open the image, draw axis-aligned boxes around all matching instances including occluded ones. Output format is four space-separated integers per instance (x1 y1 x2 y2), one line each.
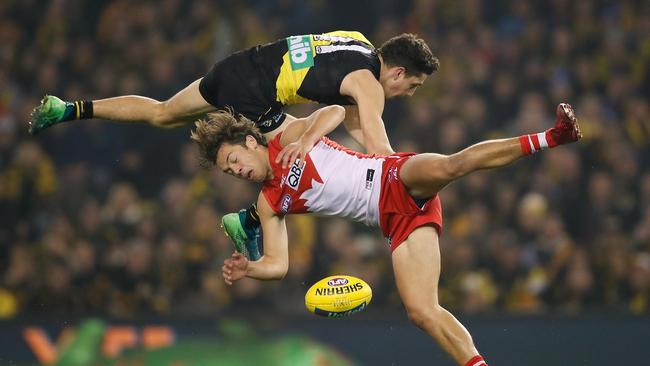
222 192 289 284
340 69 394 155
275 105 346 168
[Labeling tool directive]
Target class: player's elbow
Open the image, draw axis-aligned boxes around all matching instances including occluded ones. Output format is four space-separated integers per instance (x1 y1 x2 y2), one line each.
151 101 184 128
263 256 288 280
271 261 289 280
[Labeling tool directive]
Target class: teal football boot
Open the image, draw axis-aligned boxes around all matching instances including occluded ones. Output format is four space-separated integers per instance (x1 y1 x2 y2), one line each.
221 209 261 261
29 95 76 135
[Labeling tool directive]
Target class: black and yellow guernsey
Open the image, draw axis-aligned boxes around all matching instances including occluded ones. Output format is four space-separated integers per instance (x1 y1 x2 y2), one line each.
198 31 380 133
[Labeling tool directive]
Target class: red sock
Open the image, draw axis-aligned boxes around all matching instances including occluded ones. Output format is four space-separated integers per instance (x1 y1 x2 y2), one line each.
465 355 487 366
519 130 556 156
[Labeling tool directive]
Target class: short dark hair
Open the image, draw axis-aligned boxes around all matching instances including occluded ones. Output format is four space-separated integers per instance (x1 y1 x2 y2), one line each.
190 109 267 168
377 33 439 76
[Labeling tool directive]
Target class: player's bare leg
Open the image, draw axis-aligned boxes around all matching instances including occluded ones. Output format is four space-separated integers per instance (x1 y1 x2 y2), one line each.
390 103 580 365
29 79 216 134
93 79 216 127
392 226 483 365
400 103 581 198
400 137 522 198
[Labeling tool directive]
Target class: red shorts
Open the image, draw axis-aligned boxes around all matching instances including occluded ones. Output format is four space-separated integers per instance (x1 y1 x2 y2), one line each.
378 153 443 251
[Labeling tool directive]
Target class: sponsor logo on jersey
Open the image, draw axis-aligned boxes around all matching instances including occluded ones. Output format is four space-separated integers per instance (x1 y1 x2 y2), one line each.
286 160 304 190
280 194 292 213
327 277 349 287
287 35 314 70
365 168 375 190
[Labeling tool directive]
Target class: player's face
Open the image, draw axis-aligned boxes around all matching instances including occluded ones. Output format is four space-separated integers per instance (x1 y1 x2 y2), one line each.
384 69 427 98
216 137 268 182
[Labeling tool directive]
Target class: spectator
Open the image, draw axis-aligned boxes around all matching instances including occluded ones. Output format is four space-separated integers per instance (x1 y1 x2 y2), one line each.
1 0 648 318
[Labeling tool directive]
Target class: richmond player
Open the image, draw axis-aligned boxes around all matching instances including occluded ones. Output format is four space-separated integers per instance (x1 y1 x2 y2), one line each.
29 31 439 258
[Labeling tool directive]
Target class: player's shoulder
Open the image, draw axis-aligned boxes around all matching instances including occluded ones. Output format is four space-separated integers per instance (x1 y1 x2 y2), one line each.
268 132 285 150
340 68 382 97
278 120 309 147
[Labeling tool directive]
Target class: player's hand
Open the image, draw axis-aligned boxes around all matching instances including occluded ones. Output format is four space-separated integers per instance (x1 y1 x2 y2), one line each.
275 137 313 169
222 251 249 285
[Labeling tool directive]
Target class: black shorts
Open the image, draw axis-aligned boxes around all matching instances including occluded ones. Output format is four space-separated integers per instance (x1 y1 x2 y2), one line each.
254 106 287 134
198 49 286 134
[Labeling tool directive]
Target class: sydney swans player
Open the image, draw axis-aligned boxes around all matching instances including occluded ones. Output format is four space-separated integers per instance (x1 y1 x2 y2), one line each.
191 103 581 366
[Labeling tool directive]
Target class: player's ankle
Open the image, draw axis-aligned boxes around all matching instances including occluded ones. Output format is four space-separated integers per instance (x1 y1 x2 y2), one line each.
464 354 487 366
518 131 554 156
243 203 260 229
71 100 94 120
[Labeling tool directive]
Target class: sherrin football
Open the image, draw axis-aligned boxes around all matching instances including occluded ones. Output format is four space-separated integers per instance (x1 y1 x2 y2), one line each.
305 275 372 317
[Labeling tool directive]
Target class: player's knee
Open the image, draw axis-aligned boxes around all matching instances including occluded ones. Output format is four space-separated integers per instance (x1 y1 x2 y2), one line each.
324 104 345 118
404 303 443 330
420 156 463 184
441 155 466 180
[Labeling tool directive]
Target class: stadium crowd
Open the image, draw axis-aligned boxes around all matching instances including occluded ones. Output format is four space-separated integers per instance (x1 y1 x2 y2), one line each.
1 0 649 319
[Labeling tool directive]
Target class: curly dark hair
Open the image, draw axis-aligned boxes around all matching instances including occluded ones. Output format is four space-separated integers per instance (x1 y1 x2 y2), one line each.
377 33 439 76
190 109 267 168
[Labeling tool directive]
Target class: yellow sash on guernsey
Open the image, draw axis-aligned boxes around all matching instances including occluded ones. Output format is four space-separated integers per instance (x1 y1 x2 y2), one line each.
275 31 374 105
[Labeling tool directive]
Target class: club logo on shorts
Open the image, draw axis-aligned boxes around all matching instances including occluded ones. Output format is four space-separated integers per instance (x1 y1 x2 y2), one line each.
259 119 273 127
388 167 398 183
287 35 314 70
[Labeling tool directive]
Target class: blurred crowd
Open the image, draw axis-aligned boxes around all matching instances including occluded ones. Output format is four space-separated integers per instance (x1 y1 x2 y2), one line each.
1 0 649 319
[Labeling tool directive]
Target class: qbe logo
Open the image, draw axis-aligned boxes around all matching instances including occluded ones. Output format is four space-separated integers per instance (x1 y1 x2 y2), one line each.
280 194 292 213
327 277 349 287
286 160 304 191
